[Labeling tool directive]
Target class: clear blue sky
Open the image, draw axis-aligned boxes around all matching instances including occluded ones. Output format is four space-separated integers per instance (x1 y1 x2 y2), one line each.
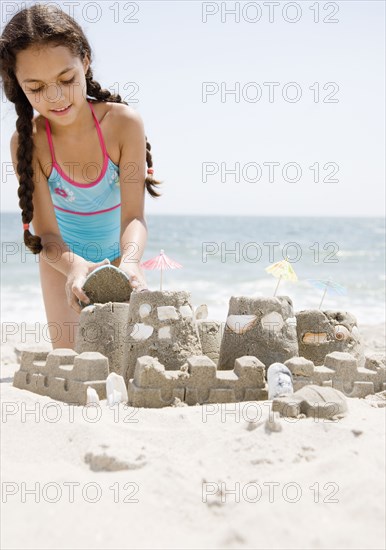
1 0 385 215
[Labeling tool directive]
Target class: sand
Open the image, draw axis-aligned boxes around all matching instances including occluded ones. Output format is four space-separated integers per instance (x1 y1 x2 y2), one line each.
1 322 385 550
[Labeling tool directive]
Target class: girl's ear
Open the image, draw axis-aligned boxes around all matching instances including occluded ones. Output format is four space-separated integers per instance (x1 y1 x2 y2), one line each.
82 54 90 74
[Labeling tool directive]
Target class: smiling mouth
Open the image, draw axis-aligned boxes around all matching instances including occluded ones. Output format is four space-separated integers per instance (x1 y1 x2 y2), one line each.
51 104 71 112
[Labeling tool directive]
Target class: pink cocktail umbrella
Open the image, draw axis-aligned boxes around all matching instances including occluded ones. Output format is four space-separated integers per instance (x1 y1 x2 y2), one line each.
140 249 183 291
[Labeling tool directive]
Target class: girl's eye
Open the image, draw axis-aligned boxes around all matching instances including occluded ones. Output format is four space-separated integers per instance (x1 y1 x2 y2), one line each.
29 77 75 93
63 77 75 85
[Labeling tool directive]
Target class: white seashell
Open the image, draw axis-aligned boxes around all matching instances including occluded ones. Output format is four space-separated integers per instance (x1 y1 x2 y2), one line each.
86 387 100 405
352 326 360 338
194 304 208 320
267 363 293 399
107 389 122 407
334 325 350 341
302 332 328 344
286 316 297 326
226 314 258 334
158 326 171 339
179 305 194 318
139 303 152 318
261 312 284 333
157 306 178 321
106 372 128 406
130 323 154 340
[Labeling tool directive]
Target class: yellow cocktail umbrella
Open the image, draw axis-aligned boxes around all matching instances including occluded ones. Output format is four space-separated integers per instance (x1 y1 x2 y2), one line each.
265 258 298 296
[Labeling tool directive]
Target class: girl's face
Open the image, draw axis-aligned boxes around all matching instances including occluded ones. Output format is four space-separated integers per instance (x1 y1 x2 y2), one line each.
15 44 90 121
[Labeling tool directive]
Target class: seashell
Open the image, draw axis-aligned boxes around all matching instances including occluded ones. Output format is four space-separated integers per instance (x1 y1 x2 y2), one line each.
139 303 152 318
226 314 258 334
158 326 171 339
261 312 284 333
86 387 100 405
194 304 208 320
286 316 297 326
179 305 194 318
106 372 128 406
107 389 122 407
302 332 328 344
130 323 154 340
157 306 178 321
334 325 350 341
267 363 293 399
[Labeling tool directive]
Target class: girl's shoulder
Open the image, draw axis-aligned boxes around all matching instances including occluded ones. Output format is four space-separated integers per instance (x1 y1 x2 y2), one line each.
32 100 115 164
33 100 132 137
32 101 140 174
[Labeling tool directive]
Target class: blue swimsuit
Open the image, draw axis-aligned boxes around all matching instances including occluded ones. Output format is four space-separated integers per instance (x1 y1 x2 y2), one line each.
45 100 121 262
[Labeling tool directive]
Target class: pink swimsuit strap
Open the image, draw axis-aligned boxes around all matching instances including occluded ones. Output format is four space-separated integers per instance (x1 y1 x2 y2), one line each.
44 99 108 167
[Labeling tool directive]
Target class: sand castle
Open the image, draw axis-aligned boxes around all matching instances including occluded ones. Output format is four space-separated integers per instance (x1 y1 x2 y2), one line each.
296 309 365 367
128 355 267 408
74 291 203 385
285 351 386 398
12 290 386 407
13 348 109 405
272 385 349 419
218 296 298 369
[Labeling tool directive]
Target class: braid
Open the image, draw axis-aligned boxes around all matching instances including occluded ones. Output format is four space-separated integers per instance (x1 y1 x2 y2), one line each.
86 68 162 198
14 88 43 254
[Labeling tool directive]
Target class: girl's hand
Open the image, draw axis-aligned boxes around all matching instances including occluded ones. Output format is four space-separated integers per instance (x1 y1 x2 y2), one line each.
65 258 111 313
119 265 149 293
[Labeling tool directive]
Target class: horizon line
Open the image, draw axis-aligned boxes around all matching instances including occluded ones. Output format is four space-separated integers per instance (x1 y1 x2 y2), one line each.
1 211 385 219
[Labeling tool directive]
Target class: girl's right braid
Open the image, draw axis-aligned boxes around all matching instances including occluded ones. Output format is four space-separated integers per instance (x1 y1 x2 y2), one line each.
15 89 43 253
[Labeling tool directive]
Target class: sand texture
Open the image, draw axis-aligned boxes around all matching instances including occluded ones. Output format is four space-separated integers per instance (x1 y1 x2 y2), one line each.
1 322 385 550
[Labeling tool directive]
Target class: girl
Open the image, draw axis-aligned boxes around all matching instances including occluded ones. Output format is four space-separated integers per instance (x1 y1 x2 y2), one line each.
0 3 162 349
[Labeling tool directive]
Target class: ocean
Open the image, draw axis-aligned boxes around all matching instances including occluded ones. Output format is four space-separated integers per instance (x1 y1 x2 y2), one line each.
1 212 385 326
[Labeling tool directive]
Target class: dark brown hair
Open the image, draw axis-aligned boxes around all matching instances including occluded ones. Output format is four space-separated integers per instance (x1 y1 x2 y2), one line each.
0 3 162 254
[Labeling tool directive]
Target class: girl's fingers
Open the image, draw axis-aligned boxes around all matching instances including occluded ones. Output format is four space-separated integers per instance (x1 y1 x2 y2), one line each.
129 275 146 290
66 285 82 314
87 258 110 275
130 277 139 288
130 276 149 292
72 283 90 306
95 258 110 268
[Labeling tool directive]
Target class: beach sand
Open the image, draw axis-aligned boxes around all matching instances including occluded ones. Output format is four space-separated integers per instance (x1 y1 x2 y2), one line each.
1 322 385 550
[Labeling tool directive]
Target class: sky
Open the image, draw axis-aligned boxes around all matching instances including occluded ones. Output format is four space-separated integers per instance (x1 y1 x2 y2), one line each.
0 0 385 216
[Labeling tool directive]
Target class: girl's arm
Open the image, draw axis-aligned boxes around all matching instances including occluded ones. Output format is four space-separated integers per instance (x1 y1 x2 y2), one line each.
9 129 102 311
115 106 148 287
